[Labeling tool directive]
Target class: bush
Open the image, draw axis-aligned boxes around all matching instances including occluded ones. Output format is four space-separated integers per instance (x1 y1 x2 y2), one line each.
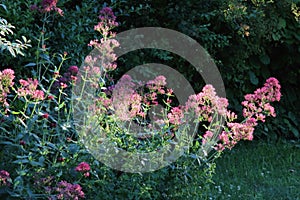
0 0 293 199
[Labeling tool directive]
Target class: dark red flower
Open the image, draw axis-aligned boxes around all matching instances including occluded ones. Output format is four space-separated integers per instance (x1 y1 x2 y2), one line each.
42 113 49 119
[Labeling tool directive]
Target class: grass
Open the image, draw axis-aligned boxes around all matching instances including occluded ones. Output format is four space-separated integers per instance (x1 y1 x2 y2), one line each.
208 140 300 200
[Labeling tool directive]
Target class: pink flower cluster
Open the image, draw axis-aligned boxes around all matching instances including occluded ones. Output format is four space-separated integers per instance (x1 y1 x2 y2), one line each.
53 181 85 200
0 69 15 112
142 77 280 151
167 107 184 125
75 162 91 177
215 77 281 151
18 78 45 101
94 7 119 39
87 38 119 72
185 84 229 122
0 170 11 187
242 77 281 121
86 7 119 74
30 0 63 16
112 75 140 121
110 74 175 122
52 66 79 91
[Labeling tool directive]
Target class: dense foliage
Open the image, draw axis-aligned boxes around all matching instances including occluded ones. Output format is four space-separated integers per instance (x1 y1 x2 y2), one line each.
0 0 298 199
1 0 298 140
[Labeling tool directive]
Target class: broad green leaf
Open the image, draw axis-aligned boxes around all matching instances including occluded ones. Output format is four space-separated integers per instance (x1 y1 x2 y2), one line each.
278 18 286 29
249 71 259 85
259 54 270 65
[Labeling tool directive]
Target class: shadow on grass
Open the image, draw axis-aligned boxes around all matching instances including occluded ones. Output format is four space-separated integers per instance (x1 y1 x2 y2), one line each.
208 140 300 200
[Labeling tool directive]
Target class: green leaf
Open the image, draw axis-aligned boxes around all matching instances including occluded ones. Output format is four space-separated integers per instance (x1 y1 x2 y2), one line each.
21 36 27 43
291 127 299 138
249 71 259 85
13 159 29 164
259 54 270 65
24 63 36 67
288 111 299 126
278 18 286 29
30 161 43 167
0 4 7 11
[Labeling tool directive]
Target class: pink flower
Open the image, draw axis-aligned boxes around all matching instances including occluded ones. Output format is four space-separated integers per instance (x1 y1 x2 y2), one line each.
41 0 57 11
60 82 67 89
19 79 29 86
0 170 11 186
19 140 26 146
100 7 116 20
167 107 184 125
32 90 45 101
202 130 214 145
33 0 64 16
17 78 44 101
68 66 79 75
47 95 54 100
42 113 49 119
1 69 15 88
75 162 91 173
55 181 85 199
242 77 281 121
30 4 39 11
147 75 167 91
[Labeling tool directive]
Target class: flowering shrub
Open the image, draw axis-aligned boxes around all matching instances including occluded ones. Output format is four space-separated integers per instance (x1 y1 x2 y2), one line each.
0 2 282 199
75 6 281 171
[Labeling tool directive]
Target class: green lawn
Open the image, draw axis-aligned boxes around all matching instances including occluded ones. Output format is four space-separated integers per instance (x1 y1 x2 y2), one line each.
208 140 300 200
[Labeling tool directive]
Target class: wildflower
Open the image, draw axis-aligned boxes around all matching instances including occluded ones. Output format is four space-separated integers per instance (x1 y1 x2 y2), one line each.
42 113 49 119
0 170 11 187
0 69 15 111
60 82 67 89
17 78 45 101
147 75 167 91
70 75 77 83
242 77 281 120
68 66 79 75
32 90 45 101
1 69 15 88
50 123 56 128
129 93 142 118
30 4 39 11
55 181 85 199
75 162 91 177
19 140 26 146
47 95 54 100
167 107 184 125
202 130 214 145
31 0 63 16
57 157 64 162
41 0 63 16
112 75 136 121
54 71 60 77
